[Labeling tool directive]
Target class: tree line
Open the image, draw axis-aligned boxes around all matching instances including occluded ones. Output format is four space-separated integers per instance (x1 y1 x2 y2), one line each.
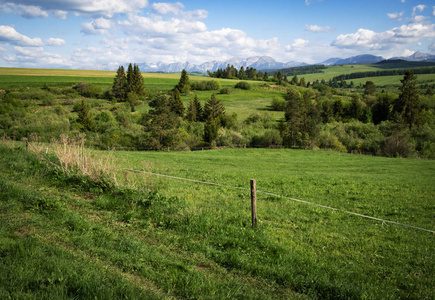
207 65 268 81
271 64 326 77
331 66 435 82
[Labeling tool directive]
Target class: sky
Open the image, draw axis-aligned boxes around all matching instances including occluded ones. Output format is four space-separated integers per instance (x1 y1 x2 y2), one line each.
0 0 434 69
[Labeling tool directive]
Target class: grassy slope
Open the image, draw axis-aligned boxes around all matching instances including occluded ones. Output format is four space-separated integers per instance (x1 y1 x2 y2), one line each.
299 64 435 87
1 141 434 299
0 145 305 299
0 68 284 121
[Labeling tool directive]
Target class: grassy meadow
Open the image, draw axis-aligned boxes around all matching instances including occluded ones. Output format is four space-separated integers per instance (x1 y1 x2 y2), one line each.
0 66 434 298
301 64 435 87
0 138 434 299
0 67 281 120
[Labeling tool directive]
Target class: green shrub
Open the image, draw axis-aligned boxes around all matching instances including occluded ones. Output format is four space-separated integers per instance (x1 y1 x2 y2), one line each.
270 96 286 111
220 87 232 95
250 129 282 148
191 80 221 91
317 131 347 152
235 81 251 90
73 82 103 98
216 128 243 147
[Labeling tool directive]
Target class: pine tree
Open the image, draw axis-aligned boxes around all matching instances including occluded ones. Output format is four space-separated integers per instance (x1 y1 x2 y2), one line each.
176 69 191 94
169 88 185 117
394 71 421 128
263 72 269 81
186 94 202 122
238 66 246 79
193 95 203 121
363 81 376 96
77 99 97 132
203 94 225 144
203 93 225 122
112 65 127 101
126 63 134 93
132 64 146 96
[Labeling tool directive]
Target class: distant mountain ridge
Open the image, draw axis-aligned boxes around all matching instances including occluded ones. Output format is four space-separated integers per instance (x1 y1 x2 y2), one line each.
106 51 435 73
136 56 304 73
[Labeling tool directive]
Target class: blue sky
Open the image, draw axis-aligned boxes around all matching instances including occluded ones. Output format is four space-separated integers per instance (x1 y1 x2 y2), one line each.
0 0 434 69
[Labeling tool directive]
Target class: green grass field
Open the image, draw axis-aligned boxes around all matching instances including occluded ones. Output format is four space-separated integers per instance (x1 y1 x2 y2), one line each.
302 65 381 82
299 64 435 87
1 139 433 299
0 68 284 121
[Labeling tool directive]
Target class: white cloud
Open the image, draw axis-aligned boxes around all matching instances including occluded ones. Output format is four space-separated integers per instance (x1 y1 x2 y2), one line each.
412 4 426 16
150 2 207 20
411 15 428 23
81 18 112 35
305 0 310 5
51 9 68 19
0 3 48 18
292 38 309 48
0 25 43 46
332 22 435 50
120 14 207 37
429 41 435 53
0 0 149 18
305 24 332 33
387 12 404 21
151 2 184 15
4 46 70 67
45 38 66 46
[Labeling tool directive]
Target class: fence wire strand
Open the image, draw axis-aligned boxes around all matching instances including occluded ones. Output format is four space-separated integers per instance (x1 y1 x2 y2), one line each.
121 167 435 234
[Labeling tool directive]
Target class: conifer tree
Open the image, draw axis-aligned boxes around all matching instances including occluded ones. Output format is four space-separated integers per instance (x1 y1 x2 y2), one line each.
131 64 146 96
186 94 203 122
203 93 225 122
176 69 191 94
263 72 269 81
203 94 225 143
169 88 185 117
77 99 97 132
363 81 376 96
394 71 421 128
126 63 134 93
112 65 127 101
238 66 246 79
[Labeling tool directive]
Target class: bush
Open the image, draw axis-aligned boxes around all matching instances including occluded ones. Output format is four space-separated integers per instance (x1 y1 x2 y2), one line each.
270 96 286 111
235 81 251 90
73 82 103 98
191 80 221 91
220 87 232 95
250 129 282 148
216 128 243 147
317 131 347 152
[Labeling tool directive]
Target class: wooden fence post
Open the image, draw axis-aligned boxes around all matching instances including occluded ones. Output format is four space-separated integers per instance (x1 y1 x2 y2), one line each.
251 179 257 227
25 138 29 152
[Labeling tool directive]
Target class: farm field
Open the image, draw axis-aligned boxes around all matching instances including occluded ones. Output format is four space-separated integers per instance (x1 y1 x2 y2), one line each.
299 64 435 87
0 139 434 299
302 65 382 82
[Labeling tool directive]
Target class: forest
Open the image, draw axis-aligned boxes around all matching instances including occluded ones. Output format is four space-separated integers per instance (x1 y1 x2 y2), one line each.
0 64 434 158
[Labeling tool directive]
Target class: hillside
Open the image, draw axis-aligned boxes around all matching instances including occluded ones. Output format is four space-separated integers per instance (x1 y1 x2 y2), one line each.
1 67 434 158
0 138 434 299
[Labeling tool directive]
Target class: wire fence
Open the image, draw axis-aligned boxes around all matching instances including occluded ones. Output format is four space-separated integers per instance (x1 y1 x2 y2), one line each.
7 136 433 234
121 167 435 234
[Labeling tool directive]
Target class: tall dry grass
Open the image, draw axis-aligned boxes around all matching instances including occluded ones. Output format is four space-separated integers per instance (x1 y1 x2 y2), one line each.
48 134 118 184
2 133 161 192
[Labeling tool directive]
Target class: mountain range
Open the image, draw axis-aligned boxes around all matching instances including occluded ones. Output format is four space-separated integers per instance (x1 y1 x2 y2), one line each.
135 56 304 73
115 51 435 73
